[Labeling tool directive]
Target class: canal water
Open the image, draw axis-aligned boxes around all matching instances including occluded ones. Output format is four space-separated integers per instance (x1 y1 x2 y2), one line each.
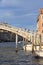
0 42 43 65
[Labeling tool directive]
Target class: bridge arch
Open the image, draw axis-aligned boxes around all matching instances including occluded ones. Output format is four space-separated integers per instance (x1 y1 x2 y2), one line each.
0 24 31 41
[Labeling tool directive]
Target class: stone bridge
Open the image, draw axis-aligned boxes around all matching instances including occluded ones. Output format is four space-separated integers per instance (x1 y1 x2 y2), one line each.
0 23 32 41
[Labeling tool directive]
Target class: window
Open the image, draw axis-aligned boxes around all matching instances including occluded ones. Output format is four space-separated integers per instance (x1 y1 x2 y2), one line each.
42 23 43 27
42 16 43 20
37 18 39 22
37 23 39 29
42 30 43 33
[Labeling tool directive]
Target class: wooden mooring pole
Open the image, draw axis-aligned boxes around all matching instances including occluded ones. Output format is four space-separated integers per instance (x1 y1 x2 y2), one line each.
35 33 37 50
32 31 34 53
39 34 41 50
23 37 25 46
25 38 27 51
16 34 18 52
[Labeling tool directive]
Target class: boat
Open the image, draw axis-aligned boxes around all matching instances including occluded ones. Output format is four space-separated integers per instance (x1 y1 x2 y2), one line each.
23 43 39 51
23 42 43 57
18 41 23 44
35 50 43 57
23 43 32 51
35 46 43 57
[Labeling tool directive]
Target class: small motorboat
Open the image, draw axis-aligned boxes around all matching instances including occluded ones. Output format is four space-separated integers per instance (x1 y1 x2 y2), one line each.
35 46 43 57
35 50 43 57
23 43 32 51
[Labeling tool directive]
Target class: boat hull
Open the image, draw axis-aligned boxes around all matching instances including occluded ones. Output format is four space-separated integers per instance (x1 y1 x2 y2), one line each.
35 51 43 57
23 44 39 51
23 44 32 51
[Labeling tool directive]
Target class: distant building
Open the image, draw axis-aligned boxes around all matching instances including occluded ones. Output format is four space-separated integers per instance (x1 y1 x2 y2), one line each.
36 8 43 35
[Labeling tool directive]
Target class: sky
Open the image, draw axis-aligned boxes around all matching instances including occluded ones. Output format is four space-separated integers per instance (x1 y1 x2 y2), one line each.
0 0 43 31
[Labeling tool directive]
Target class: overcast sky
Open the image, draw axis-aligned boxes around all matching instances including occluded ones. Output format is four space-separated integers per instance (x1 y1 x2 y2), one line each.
0 0 43 31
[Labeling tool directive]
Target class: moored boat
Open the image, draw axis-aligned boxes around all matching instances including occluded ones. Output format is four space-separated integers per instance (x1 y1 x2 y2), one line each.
23 42 43 57
35 50 43 57
23 43 32 51
23 43 40 51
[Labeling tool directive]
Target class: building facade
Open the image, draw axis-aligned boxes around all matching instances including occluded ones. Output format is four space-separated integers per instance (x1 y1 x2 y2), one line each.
37 8 43 35
36 9 43 42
